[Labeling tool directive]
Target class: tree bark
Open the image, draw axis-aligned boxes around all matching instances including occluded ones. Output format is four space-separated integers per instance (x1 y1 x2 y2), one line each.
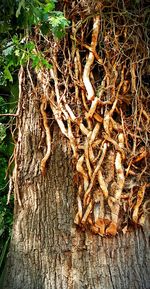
1 1 150 288
1 87 150 289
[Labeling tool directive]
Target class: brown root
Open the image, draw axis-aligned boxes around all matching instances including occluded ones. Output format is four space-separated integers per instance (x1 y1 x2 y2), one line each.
23 1 150 236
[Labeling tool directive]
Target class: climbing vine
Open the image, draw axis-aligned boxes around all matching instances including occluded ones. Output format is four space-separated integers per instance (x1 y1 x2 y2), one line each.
3 0 150 237
35 0 149 236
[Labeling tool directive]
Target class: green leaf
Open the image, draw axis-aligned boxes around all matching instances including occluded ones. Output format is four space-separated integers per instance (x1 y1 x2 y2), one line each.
44 3 55 13
12 36 19 45
25 41 35 51
31 55 41 68
48 12 70 38
7 59 14 68
4 67 13 82
20 51 28 65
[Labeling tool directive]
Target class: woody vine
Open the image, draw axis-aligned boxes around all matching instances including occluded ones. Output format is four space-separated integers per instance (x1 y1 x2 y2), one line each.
13 1 150 236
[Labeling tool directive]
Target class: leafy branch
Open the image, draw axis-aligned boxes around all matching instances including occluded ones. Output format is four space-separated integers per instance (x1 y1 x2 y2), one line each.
0 0 70 84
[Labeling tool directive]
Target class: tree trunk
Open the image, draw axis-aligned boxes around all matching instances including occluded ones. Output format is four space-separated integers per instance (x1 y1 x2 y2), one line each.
1 1 150 288
1 86 150 289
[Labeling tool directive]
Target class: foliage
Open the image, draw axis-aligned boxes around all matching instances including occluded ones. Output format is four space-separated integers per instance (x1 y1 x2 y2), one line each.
0 0 70 84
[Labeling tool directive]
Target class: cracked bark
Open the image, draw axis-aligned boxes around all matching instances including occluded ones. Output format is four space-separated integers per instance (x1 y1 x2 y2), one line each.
1 84 150 289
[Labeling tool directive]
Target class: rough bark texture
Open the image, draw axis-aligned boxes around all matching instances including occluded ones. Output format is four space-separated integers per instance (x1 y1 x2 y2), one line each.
1 87 150 289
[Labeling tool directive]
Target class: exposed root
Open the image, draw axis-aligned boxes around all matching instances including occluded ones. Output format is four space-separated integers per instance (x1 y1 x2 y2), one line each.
23 1 150 236
13 66 24 207
98 170 108 198
83 142 107 206
83 15 100 101
132 184 146 223
37 70 52 175
40 96 51 176
76 155 89 191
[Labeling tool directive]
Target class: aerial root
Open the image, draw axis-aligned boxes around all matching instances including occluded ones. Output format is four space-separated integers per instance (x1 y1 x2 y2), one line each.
83 15 100 101
40 97 51 176
26 2 150 236
37 70 52 176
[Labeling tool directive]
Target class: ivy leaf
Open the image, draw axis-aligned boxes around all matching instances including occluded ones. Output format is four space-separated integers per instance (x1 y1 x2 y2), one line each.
7 59 14 68
48 12 70 39
20 51 28 65
12 35 19 45
32 7 43 25
25 41 35 51
44 3 55 13
4 67 13 82
31 55 41 68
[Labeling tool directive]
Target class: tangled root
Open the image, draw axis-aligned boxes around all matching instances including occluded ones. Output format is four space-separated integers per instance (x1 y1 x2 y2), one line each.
27 1 150 236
